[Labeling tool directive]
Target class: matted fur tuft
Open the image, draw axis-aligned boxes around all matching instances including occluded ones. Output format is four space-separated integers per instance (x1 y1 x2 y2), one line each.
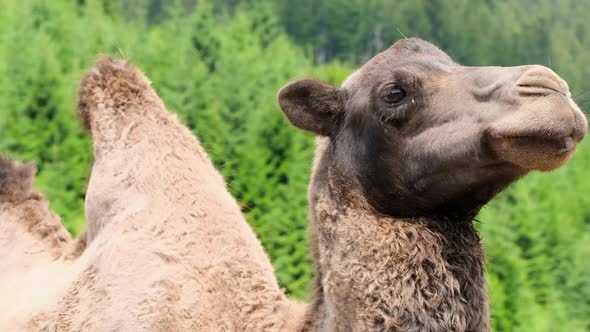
76 57 153 131
0 155 36 202
0 155 75 261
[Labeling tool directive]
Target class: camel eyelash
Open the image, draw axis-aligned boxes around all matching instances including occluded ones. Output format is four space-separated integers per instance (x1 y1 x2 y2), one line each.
376 102 412 124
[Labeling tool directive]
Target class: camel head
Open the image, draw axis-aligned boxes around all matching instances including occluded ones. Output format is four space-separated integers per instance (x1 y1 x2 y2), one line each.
278 38 587 219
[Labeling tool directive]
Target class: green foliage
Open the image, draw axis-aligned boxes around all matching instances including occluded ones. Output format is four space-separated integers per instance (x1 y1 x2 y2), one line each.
479 143 590 331
0 0 588 330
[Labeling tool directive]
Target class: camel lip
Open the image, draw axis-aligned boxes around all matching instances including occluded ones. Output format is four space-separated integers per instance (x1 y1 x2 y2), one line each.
490 130 581 144
485 133 578 172
497 135 577 154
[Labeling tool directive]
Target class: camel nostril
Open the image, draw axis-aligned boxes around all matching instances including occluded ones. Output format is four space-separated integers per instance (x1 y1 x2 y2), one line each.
516 81 565 97
516 66 568 97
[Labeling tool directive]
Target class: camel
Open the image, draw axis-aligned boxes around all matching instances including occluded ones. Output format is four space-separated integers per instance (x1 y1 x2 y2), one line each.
0 157 87 329
1 58 303 331
277 38 587 331
0 38 585 331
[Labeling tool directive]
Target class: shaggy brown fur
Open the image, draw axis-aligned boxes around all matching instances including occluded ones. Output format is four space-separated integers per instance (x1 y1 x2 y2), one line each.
279 38 587 331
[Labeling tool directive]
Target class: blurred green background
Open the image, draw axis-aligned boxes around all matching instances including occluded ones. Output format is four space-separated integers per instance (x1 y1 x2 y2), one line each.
1 1 589 331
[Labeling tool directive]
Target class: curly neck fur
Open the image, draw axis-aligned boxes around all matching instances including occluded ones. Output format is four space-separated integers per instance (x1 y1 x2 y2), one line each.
303 143 490 332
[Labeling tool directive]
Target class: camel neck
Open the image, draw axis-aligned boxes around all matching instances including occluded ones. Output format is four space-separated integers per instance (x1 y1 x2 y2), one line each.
304 175 490 331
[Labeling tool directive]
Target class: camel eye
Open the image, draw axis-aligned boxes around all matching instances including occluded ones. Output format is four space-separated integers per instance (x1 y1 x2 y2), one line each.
383 84 406 104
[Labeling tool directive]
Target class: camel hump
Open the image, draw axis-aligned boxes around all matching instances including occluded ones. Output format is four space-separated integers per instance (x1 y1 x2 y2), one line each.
0 155 36 202
77 57 158 131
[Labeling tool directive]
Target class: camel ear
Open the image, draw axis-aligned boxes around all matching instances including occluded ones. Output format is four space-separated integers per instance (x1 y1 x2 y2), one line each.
278 79 344 136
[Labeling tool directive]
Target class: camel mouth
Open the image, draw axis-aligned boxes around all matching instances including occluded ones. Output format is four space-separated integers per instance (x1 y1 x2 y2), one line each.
485 94 587 172
488 134 578 171
508 135 577 155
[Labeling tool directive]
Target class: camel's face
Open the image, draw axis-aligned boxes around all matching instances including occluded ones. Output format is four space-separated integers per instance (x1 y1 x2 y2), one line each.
278 38 587 218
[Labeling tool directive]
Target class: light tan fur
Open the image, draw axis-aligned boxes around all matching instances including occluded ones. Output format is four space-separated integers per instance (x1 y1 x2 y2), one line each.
0 59 303 331
0 157 83 329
